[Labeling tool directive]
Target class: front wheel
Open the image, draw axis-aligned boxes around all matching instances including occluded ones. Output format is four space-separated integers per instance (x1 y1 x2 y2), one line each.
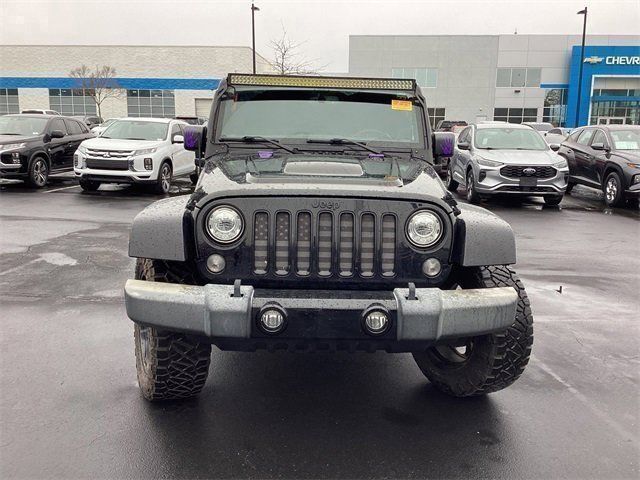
445 165 459 192
154 161 172 194
79 179 100 191
603 171 624 207
413 265 534 396
26 157 49 188
466 170 481 204
543 195 563 206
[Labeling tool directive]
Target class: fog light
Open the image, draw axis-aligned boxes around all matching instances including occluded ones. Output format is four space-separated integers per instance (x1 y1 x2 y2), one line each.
144 158 153 170
422 258 441 277
364 310 389 335
206 254 225 273
12 152 21 163
479 170 486 182
260 308 285 333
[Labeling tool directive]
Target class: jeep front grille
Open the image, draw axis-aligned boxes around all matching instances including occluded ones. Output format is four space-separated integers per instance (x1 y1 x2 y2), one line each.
500 165 556 179
253 210 396 278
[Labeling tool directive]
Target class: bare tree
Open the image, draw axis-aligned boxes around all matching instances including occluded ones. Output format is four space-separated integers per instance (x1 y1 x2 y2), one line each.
68 65 125 118
269 29 324 75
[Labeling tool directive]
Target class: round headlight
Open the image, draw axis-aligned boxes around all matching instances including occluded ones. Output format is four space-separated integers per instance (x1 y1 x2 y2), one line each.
207 206 243 244
406 211 442 247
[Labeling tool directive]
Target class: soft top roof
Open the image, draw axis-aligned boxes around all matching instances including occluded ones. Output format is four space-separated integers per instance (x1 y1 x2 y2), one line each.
226 73 417 92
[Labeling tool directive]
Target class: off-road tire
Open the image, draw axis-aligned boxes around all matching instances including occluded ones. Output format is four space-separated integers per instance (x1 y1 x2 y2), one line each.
543 195 563 206
413 265 533 397
603 171 624 208
445 165 459 192
133 258 211 401
466 170 481 204
26 156 49 188
79 179 100 191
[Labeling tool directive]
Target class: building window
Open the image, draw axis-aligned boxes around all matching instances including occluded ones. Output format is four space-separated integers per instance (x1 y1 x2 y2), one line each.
493 108 537 124
127 89 175 118
49 89 97 115
392 68 437 88
427 108 446 128
543 88 568 127
0 89 19 115
590 101 640 126
496 68 541 88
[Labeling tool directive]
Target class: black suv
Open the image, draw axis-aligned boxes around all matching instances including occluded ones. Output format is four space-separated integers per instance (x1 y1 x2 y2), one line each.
558 125 640 207
0 114 94 187
124 74 533 401
71 115 103 129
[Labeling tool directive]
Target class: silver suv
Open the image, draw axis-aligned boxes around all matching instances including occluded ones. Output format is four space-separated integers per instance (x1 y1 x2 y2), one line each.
447 123 569 205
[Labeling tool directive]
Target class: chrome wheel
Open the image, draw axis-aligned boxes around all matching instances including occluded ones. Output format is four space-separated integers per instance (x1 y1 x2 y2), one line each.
605 177 618 204
160 164 171 193
32 159 48 186
466 172 474 201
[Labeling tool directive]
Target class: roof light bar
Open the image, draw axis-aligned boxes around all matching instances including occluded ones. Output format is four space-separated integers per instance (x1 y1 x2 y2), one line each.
227 74 416 91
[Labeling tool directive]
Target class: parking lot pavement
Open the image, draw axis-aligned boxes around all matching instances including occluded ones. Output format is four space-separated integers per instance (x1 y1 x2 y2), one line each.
1 178 638 479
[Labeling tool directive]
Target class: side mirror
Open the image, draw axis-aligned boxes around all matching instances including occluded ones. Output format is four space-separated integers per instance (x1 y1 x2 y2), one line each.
591 142 608 151
172 134 184 144
457 141 470 150
433 132 456 161
549 143 560 152
183 125 206 158
50 130 65 139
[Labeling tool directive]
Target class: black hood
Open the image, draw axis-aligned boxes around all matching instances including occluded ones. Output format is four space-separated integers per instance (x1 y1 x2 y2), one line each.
0 134 42 144
190 152 452 212
611 149 640 163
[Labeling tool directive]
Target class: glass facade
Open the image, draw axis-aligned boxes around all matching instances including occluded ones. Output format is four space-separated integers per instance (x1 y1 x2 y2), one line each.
49 89 97 115
589 100 640 125
392 68 437 88
427 108 446 128
127 89 175 118
543 88 568 127
493 107 538 124
0 89 19 115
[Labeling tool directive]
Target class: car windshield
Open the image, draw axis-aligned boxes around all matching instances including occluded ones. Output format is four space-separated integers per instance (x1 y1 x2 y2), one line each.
0 116 49 136
217 89 424 147
610 130 640 150
475 128 548 150
101 120 168 141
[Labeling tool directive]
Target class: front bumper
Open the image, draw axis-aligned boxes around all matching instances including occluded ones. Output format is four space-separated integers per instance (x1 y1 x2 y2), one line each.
474 166 568 196
74 167 155 184
124 280 518 352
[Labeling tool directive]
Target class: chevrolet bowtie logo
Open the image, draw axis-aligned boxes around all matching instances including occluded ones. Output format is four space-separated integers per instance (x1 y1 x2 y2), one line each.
583 56 604 64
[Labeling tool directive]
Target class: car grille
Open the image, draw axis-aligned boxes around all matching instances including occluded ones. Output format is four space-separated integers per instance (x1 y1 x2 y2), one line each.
252 210 397 279
85 159 130 170
500 165 556 179
85 148 134 159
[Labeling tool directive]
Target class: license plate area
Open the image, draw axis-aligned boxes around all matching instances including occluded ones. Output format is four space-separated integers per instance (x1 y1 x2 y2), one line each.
520 177 538 187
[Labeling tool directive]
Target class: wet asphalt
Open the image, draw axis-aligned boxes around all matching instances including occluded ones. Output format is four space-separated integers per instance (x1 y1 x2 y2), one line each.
0 174 639 479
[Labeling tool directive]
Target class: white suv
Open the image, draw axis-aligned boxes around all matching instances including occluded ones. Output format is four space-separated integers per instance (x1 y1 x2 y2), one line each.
74 117 196 193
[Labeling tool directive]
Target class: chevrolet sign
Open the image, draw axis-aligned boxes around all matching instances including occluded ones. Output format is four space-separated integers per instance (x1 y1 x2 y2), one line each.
583 56 603 64
583 55 640 65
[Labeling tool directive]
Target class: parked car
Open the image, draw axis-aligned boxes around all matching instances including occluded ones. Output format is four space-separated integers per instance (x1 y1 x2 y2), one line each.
72 115 103 129
21 109 60 115
544 127 572 146
557 125 640 207
436 120 468 132
175 115 207 125
447 123 569 205
522 122 554 133
73 117 196 193
0 114 93 187
90 118 117 136
124 73 533 402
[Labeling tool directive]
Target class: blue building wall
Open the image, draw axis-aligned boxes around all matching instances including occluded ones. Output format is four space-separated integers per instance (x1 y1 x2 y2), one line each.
565 45 640 128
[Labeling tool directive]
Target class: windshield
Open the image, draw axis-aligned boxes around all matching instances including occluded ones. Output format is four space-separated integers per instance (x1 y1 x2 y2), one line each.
0 116 49 136
610 130 640 150
475 128 548 150
101 120 168 141
217 89 424 146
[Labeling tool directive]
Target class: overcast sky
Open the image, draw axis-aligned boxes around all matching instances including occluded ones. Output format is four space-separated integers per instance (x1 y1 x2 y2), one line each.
1 0 638 72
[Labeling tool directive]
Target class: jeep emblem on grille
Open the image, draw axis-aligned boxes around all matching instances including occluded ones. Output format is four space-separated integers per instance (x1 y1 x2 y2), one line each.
523 167 536 176
311 199 341 210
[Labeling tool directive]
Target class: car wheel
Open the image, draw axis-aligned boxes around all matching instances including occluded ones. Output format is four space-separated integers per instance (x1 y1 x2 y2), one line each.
26 157 49 188
445 165 459 192
603 172 624 207
543 195 563 206
565 182 575 195
134 258 211 401
466 170 480 204
412 265 533 397
79 179 100 192
154 161 172 194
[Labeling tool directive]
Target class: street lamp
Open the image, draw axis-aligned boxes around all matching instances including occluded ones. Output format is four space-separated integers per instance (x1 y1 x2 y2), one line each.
575 7 588 127
251 3 260 74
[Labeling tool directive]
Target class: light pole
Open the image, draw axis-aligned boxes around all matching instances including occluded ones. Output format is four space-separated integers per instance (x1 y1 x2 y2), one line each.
575 7 588 127
251 3 260 74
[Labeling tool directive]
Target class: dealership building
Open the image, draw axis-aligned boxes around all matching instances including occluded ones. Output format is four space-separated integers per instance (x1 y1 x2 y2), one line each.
349 34 640 127
0 45 274 120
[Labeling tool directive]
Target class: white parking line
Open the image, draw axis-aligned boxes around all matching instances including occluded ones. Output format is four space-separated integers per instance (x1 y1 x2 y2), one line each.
45 185 81 193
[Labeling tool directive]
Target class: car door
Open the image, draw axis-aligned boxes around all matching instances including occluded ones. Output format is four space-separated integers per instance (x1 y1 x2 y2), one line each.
572 128 596 184
46 117 69 171
452 126 472 184
62 119 86 169
588 129 611 185
170 123 194 175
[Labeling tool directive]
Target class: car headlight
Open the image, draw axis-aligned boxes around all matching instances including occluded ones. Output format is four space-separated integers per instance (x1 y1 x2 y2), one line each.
633 174 640 185
553 158 568 168
0 143 26 152
406 211 442 248
206 206 244 244
133 147 157 156
476 156 503 167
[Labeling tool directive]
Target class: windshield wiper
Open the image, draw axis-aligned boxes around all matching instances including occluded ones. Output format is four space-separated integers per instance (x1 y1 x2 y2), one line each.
307 138 382 155
219 136 298 154
0 132 21 135
124 137 146 140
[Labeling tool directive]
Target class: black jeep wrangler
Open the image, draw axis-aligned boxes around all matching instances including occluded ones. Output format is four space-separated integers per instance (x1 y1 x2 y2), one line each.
125 74 533 401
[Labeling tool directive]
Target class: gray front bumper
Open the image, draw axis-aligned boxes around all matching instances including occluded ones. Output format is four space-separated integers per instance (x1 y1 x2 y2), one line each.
124 280 518 343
